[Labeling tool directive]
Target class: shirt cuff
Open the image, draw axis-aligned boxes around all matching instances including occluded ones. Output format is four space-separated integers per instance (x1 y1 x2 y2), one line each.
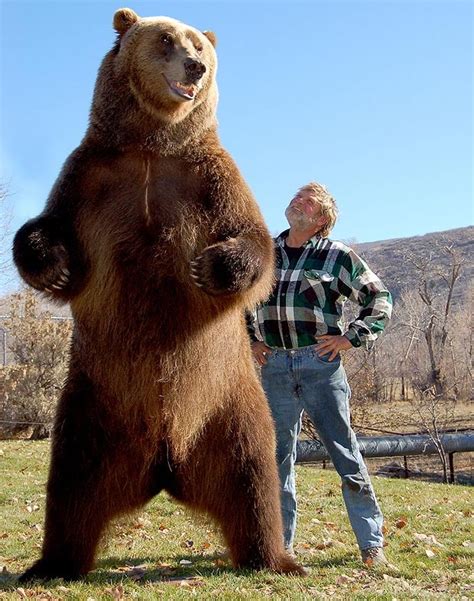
344 327 362 348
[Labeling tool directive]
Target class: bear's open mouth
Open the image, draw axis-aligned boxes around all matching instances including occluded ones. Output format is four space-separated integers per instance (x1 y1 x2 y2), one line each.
163 75 197 101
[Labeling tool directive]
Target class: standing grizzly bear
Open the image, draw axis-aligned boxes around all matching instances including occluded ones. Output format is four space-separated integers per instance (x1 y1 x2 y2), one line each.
13 9 304 581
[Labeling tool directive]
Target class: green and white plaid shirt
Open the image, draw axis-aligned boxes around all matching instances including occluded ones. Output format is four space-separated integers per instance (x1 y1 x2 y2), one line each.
247 230 392 349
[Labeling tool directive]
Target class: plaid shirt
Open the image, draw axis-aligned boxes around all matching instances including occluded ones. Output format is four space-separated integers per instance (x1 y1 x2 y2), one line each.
247 230 392 349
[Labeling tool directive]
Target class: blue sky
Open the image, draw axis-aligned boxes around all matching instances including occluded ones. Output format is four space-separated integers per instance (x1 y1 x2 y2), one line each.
1 0 472 291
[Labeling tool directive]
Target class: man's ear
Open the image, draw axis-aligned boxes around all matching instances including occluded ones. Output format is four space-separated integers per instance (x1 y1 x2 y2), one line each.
113 8 139 37
317 215 328 229
203 31 217 47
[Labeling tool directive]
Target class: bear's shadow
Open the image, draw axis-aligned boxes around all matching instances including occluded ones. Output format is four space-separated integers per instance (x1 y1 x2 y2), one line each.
0 552 360 590
0 553 229 590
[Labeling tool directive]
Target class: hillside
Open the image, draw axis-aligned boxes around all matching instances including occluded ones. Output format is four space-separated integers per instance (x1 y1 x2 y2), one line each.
355 226 473 306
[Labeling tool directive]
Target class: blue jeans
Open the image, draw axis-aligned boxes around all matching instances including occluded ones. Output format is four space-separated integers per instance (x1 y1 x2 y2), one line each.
261 344 384 551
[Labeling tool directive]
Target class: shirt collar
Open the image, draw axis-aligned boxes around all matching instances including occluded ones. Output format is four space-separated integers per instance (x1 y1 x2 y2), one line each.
276 229 325 249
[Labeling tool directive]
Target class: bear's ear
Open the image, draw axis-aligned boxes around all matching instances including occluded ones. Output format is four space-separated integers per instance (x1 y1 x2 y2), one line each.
113 8 139 36
203 31 217 48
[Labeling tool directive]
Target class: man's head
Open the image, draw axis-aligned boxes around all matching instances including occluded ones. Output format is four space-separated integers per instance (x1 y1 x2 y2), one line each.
285 182 338 237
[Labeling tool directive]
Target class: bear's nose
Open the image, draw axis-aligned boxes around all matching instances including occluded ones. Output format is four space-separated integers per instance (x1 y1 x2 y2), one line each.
184 58 206 81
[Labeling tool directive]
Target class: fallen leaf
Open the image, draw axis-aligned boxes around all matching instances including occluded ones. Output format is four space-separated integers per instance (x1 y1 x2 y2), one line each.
115 564 147 581
162 576 204 588
395 518 408 529
336 575 355 584
414 533 444 547
324 521 337 529
315 540 333 550
425 548 436 558
179 559 192 566
105 585 124 600
447 556 458 563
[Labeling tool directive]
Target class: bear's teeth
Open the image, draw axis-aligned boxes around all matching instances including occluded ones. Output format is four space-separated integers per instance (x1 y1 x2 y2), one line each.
176 83 194 95
170 80 195 98
163 74 196 100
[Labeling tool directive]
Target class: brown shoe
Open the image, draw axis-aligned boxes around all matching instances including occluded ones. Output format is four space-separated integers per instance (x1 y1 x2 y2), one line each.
361 546 389 567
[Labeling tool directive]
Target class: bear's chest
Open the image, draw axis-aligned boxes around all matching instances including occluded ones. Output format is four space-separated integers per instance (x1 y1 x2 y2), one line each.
119 156 206 225
88 153 211 242
83 153 213 279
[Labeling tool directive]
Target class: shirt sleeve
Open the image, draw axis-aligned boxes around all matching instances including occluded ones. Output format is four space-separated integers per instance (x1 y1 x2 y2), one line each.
245 310 259 343
336 249 393 349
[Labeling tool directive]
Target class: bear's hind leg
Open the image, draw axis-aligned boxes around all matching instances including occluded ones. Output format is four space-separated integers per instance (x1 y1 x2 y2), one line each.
19 371 153 582
171 393 305 576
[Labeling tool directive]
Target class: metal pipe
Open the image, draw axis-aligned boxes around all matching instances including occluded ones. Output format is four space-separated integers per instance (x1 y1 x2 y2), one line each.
296 432 474 463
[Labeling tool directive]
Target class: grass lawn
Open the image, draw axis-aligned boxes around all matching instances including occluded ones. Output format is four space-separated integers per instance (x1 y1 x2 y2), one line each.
0 440 472 600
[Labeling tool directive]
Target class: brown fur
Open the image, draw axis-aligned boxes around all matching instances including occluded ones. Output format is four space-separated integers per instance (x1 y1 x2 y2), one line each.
14 9 304 580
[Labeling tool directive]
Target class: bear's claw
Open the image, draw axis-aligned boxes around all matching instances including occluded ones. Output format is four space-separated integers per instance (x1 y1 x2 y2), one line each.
190 241 249 295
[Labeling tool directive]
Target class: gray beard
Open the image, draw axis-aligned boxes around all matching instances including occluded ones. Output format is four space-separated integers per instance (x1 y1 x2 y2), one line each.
285 207 316 231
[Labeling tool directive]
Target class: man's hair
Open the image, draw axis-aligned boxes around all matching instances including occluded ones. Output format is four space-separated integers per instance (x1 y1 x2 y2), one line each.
299 182 338 237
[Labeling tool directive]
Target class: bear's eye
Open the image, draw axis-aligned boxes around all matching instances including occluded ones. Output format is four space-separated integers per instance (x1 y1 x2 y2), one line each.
195 45 203 54
160 33 174 46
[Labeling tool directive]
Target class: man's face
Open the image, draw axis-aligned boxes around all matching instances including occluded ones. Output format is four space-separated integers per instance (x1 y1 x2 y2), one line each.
285 190 326 231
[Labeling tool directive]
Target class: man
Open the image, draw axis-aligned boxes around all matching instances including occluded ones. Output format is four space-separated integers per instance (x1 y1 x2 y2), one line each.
247 182 393 566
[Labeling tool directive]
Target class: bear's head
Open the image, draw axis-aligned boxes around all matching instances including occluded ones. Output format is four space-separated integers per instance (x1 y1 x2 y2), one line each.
89 9 219 149
113 8 217 124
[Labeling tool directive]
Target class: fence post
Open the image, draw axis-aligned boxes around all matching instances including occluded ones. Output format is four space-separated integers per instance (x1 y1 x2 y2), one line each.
448 452 455 484
403 455 409 478
2 328 6 367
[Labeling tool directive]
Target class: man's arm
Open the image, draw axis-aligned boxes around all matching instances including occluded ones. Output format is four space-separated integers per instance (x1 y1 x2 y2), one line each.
245 310 273 366
337 249 393 349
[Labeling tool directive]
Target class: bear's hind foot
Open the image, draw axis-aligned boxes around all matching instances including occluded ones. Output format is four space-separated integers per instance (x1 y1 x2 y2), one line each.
19 558 84 583
234 551 307 576
273 553 308 576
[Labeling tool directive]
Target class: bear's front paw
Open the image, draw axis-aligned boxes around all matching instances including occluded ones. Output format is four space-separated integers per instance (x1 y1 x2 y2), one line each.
13 220 72 296
21 243 71 295
190 239 258 296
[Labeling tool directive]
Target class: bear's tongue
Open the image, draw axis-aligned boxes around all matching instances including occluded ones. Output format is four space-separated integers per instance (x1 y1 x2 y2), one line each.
167 79 196 101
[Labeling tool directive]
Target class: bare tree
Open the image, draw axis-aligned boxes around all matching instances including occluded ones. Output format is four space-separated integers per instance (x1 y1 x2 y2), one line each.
0 183 13 286
393 243 467 482
0 290 72 439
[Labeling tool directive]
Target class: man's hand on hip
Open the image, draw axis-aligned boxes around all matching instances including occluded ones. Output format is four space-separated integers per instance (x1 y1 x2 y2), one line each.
251 341 273 366
315 335 352 362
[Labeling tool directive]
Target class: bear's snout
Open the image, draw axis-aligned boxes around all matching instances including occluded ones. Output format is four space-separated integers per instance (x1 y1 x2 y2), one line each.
184 58 206 82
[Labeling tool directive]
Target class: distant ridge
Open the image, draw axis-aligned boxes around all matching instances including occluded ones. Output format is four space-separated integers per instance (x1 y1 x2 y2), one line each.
354 226 473 305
